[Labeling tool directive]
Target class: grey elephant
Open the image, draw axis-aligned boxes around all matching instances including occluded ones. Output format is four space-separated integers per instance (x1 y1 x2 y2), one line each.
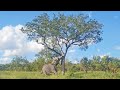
41 64 57 75
41 55 63 75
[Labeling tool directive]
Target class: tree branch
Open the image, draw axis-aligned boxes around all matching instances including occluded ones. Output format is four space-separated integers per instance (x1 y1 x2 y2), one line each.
37 36 62 56
63 30 68 38
56 37 64 54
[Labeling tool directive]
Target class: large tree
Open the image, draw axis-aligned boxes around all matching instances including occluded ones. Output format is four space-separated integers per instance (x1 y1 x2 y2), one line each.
21 13 103 75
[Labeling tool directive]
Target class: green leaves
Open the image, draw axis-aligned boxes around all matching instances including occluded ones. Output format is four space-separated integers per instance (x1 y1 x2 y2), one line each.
80 57 89 73
10 56 29 71
21 12 103 66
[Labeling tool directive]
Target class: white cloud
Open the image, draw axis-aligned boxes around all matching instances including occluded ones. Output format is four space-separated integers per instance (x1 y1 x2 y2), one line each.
3 49 22 57
26 41 44 52
81 11 93 18
0 25 44 64
0 25 27 50
88 11 92 18
68 49 75 53
114 46 120 50
72 60 79 64
99 52 111 58
74 38 94 46
0 57 11 64
100 55 106 58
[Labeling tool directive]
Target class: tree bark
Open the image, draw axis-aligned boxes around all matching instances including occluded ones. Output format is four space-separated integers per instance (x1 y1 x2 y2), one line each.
52 53 66 75
61 57 65 75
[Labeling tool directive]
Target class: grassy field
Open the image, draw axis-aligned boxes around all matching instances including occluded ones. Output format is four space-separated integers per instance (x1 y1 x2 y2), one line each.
0 71 120 79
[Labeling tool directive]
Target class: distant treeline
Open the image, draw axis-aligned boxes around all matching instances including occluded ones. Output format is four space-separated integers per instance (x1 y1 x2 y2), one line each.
0 55 120 73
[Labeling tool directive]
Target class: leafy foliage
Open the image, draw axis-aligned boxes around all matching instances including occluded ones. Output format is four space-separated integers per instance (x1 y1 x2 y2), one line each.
21 12 103 74
9 56 29 71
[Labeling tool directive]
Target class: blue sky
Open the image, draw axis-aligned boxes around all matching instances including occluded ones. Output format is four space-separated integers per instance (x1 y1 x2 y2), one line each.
0 11 120 64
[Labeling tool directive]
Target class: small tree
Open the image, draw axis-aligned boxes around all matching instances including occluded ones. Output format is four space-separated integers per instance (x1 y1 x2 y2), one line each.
21 13 103 75
80 57 89 73
10 56 29 71
92 56 102 71
101 55 110 72
108 57 120 73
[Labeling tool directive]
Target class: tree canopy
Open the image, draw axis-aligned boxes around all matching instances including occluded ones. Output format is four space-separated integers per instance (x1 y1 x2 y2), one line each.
21 13 103 75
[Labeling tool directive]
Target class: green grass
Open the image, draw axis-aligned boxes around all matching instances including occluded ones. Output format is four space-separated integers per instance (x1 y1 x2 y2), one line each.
0 71 120 79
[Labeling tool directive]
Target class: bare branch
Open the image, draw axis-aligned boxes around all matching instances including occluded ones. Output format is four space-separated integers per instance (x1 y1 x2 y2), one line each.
56 37 64 54
43 37 61 56
63 30 68 38
36 35 62 56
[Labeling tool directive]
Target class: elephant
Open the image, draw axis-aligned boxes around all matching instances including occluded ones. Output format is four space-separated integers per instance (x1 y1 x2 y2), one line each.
41 55 64 75
52 55 64 65
41 64 57 75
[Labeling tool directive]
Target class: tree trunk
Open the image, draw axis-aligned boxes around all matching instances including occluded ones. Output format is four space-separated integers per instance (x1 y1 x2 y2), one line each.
61 57 65 75
85 69 87 73
51 54 66 75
